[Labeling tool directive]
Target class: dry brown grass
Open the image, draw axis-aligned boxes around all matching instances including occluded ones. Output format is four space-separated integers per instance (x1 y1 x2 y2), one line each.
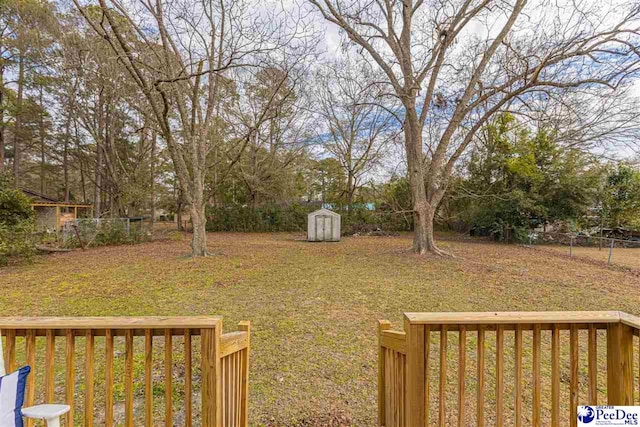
1 233 639 426
539 244 640 270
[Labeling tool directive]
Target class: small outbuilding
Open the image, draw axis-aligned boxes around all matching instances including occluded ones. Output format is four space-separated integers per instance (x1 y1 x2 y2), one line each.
21 189 93 233
307 208 340 242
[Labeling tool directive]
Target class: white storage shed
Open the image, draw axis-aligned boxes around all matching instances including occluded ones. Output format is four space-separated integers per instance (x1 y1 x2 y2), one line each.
307 208 341 242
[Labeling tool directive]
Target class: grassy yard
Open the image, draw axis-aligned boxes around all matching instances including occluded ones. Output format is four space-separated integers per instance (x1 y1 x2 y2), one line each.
1 233 639 426
540 244 640 270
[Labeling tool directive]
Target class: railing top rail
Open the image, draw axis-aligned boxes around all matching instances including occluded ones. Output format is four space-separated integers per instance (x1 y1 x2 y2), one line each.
0 316 221 330
404 311 626 325
620 312 640 329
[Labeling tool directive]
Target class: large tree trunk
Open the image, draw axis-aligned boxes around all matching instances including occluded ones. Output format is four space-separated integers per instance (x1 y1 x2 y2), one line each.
424 203 442 252
190 203 208 257
346 170 354 210
77 125 87 203
39 87 46 194
404 107 447 255
63 116 70 202
150 130 156 232
0 62 5 172
13 51 25 183
404 107 428 254
176 191 183 231
188 159 209 256
94 92 104 218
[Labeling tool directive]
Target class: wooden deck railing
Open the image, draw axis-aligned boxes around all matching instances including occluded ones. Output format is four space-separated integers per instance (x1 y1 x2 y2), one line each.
379 311 640 427
0 316 250 427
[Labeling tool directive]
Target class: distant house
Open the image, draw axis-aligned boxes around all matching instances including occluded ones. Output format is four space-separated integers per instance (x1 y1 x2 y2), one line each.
21 189 93 232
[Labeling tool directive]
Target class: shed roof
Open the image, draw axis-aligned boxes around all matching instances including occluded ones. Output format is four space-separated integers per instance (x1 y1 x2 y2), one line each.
21 188 92 207
308 208 340 217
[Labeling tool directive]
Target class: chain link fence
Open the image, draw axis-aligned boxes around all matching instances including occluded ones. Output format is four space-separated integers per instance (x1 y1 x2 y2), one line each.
526 231 640 269
62 217 151 248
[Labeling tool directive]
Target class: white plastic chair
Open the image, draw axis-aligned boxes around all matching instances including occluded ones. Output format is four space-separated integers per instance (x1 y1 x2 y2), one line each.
0 332 70 427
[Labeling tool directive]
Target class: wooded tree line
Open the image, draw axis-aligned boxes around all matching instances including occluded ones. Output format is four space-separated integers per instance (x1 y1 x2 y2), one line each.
442 113 640 241
1 0 640 256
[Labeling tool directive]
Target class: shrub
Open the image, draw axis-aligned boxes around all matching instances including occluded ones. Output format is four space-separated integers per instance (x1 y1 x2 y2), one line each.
206 203 412 234
64 219 151 248
0 177 34 227
0 174 36 264
0 222 37 266
206 203 311 232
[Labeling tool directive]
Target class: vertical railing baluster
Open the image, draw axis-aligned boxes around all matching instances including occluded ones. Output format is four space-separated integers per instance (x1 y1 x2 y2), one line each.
551 324 560 427
235 352 239 427
185 329 193 427
384 349 391 427
588 324 598 404
496 325 504 427
228 354 233 427
239 322 251 427
145 329 153 427
105 329 114 427
398 353 404 426
25 329 36 427
124 329 134 427
45 329 55 403
65 329 75 427
532 324 541 427
390 351 395 427
477 326 485 427
458 326 466 427
5 330 15 372
239 351 243 427
165 329 173 427
515 325 523 427
570 325 579 427
84 330 94 427
227 355 232 427
377 320 390 427
425 325 430 427
439 325 447 427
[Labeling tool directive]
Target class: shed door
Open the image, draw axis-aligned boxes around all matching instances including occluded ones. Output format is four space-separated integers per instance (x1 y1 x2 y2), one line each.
324 216 333 240
315 215 333 241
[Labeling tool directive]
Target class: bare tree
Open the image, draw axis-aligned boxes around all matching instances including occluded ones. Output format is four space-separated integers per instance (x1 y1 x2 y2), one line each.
73 0 313 256
314 58 398 207
524 90 640 159
229 67 313 208
310 0 640 255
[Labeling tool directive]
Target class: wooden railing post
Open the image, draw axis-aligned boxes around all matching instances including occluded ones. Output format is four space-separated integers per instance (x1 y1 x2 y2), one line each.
404 317 426 427
607 321 634 405
238 321 251 427
378 320 391 426
202 320 222 427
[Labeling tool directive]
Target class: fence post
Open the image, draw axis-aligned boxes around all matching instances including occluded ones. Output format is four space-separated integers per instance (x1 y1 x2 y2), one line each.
570 237 573 257
608 239 614 265
238 321 251 427
606 322 634 405
378 320 391 426
404 316 426 427
202 320 222 427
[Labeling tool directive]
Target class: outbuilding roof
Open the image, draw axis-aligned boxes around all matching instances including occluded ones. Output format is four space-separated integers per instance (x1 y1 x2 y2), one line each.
308 208 340 217
21 188 92 207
